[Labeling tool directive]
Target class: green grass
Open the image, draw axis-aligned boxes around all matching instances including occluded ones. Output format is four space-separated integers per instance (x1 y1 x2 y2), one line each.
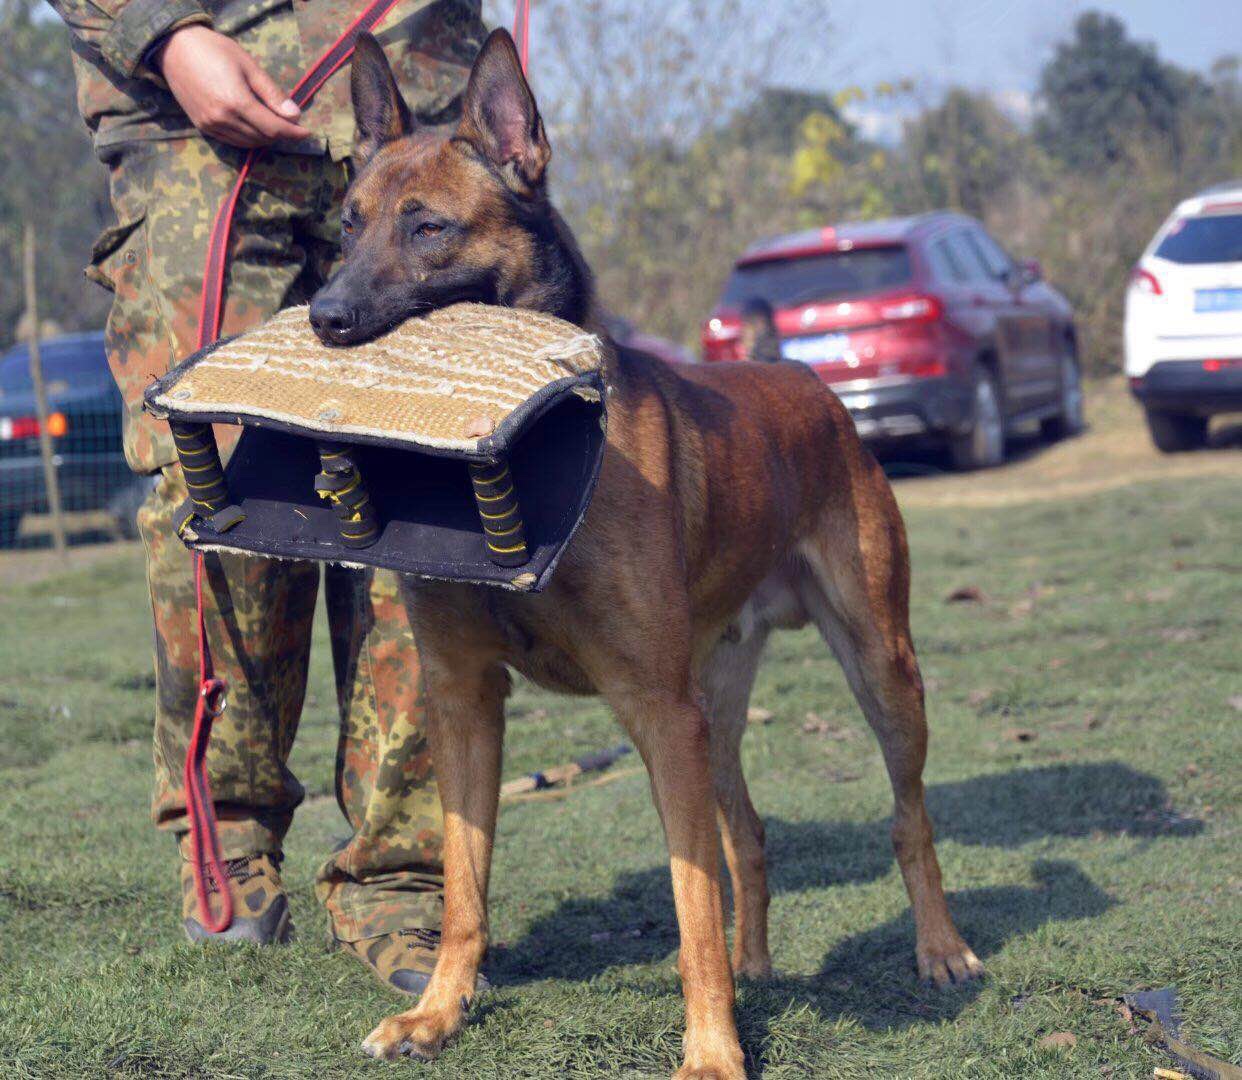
1 475 1239 1078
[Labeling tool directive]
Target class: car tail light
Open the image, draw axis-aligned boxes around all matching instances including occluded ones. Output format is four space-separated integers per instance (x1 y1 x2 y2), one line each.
878 294 943 323
0 412 68 441
1129 267 1162 296
865 296 948 378
1203 358 1242 371
892 356 947 378
701 314 744 362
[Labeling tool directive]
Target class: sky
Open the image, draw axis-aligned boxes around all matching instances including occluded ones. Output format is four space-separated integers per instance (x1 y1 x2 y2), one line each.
811 0 1242 140
34 0 1241 141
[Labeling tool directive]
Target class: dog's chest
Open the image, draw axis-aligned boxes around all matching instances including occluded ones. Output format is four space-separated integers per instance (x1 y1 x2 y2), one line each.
487 596 597 696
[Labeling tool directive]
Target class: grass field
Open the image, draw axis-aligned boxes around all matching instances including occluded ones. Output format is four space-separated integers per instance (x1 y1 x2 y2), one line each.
1 382 1240 1078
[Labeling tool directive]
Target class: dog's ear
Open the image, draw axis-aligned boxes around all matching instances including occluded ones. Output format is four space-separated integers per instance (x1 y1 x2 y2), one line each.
457 28 551 197
351 33 412 168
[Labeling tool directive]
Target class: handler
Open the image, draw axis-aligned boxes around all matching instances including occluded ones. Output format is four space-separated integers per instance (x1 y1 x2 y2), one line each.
51 0 487 995
739 298 783 364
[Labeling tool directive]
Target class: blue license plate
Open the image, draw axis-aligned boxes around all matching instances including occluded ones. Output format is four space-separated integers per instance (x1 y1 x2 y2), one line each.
1194 288 1242 313
781 333 850 364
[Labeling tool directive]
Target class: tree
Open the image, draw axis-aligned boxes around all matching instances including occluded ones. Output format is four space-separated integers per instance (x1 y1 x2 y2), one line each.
897 89 1029 217
1036 11 1211 170
0 0 110 349
532 0 829 345
725 87 848 156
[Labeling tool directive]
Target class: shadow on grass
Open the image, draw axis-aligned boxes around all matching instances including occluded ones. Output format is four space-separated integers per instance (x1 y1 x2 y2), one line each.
929 761 1202 844
723 859 1117 1076
490 761 1199 1042
875 423 1069 481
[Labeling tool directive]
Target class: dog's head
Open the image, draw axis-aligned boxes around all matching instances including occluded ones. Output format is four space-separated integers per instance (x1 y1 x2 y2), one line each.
309 29 589 346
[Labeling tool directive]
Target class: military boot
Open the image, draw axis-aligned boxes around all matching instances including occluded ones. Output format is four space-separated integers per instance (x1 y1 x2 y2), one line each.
182 852 293 944
336 927 490 998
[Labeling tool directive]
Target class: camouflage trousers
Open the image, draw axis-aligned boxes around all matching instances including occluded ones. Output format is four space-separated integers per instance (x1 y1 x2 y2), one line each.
92 137 442 941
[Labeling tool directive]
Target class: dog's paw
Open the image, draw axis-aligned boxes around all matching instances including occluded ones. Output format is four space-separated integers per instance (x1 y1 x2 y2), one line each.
360 1008 460 1062
675 1039 746 1080
917 936 985 988
673 1061 747 1080
731 951 773 980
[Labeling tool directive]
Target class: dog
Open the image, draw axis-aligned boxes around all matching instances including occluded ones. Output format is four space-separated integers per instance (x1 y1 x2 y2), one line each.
309 29 982 1079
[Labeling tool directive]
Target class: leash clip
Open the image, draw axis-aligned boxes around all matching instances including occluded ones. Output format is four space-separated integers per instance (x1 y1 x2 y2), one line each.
199 676 228 718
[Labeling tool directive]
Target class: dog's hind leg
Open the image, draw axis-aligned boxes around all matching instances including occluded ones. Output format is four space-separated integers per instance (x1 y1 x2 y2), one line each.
362 646 509 1061
795 459 983 988
701 617 773 979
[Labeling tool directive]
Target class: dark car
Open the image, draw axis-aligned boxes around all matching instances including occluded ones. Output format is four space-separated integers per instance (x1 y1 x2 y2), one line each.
701 212 1084 469
0 332 148 545
600 312 696 366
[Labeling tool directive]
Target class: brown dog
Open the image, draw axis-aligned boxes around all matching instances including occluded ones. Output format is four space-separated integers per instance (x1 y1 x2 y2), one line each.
310 29 982 1079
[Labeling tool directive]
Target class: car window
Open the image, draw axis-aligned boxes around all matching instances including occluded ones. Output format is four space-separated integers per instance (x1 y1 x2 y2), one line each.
1155 213 1242 264
925 236 971 284
0 338 107 392
943 231 993 285
721 246 913 307
966 230 1014 280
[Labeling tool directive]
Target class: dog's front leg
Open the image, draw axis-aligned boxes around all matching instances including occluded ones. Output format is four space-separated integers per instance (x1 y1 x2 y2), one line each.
614 692 745 1080
361 658 508 1062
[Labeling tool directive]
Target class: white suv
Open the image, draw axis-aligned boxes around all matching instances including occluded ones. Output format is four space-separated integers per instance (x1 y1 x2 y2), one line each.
1125 181 1242 451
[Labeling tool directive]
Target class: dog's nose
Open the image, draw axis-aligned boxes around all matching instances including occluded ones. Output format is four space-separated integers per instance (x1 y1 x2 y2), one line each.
309 297 358 345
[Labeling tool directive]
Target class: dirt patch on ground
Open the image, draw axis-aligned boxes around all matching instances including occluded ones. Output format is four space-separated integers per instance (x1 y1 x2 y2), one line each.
0 536 142 588
894 377 1242 509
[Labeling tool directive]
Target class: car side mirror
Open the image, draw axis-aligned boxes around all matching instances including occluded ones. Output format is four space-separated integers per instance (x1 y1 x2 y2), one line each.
1018 258 1043 285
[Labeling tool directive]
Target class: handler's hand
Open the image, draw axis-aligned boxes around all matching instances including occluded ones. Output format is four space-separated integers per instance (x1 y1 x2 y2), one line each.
156 25 312 148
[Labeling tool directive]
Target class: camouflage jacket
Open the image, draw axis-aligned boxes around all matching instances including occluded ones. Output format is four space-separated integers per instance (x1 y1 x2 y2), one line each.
49 0 486 162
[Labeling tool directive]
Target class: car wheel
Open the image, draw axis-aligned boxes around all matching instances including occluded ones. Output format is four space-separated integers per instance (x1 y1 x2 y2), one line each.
949 363 1005 471
0 512 22 548
1041 351 1085 441
1145 409 1208 453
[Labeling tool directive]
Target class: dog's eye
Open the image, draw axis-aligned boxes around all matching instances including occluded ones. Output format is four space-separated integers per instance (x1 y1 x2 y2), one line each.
342 218 355 236
415 221 444 238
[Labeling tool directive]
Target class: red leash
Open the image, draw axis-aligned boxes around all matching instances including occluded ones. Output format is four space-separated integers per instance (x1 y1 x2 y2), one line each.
186 0 535 931
196 0 408 349
197 1 532 349
187 0 409 930
183 553 233 931
513 0 532 73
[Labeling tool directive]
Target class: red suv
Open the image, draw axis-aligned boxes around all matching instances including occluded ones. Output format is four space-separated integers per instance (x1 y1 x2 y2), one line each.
701 213 1083 468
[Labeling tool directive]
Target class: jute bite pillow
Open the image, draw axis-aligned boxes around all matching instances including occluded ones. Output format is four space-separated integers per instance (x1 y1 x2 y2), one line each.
145 302 606 452
142 303 609 592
